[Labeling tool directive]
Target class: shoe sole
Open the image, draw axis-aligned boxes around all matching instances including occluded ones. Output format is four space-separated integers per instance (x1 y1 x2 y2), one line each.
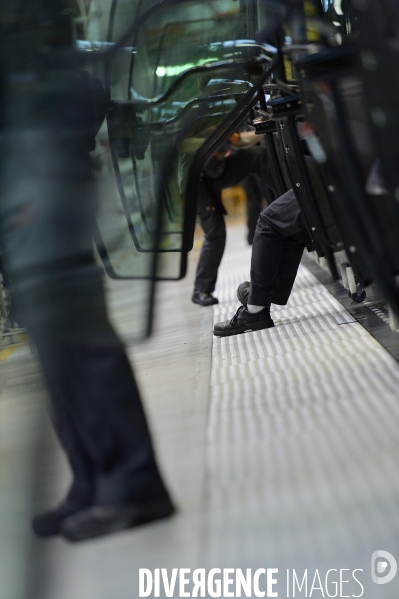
192 297 218 306
213 320 274 338
32 502 93 537
61 500 176 542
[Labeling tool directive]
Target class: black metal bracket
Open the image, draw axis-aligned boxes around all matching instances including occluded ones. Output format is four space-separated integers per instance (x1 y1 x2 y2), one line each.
268 95 303 118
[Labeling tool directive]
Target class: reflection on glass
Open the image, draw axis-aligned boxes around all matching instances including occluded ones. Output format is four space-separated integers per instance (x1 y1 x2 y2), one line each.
318 0 354 38
103 0 271 263
82 1 275 282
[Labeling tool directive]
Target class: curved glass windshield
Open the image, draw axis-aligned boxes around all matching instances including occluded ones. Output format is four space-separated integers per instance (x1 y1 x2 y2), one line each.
102 0 273 259
83 0 276 339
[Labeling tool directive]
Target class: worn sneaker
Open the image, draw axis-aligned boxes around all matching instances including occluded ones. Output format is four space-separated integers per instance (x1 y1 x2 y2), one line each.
192 290 219 306
237 281 250 305
61 495 175 542
213 305 274 337
32 501 91 537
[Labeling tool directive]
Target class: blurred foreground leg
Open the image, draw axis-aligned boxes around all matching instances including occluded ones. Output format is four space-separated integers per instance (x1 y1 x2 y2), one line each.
0 5 174 540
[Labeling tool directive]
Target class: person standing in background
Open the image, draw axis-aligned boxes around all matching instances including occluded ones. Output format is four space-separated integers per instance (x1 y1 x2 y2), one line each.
192 130 274 307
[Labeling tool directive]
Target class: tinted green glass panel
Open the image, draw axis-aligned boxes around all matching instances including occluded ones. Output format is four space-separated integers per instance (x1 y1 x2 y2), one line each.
104 0 273 262
87 0 275 293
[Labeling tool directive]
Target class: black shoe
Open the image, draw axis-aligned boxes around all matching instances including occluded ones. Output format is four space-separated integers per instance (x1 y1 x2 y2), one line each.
32 501 90 537
61 495 176 542
237 281 250 305
192 290 218 306
213 305 274 337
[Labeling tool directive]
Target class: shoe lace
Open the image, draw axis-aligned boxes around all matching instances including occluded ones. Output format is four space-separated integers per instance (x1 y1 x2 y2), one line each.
230 305 245 325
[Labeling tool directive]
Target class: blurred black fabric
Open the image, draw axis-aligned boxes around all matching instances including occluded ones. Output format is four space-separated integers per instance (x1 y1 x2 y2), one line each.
248 189 309 307
0 0 171 530
194 145 269 294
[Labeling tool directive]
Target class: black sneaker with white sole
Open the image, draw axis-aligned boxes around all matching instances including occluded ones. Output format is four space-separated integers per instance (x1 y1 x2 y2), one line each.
213 305 274 337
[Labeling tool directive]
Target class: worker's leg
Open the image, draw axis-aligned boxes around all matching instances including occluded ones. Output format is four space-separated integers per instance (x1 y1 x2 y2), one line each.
193 179 226 301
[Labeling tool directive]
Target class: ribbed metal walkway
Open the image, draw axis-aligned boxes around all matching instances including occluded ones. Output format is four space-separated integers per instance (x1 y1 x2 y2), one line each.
1 223 399 599
207 227 399 581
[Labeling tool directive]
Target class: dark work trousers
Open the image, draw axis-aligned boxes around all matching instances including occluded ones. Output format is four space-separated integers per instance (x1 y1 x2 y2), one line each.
241 173 265 244
194 146 267 294
33 295 168 507
194 177 227 294
0 127 169 509
248 210 307 307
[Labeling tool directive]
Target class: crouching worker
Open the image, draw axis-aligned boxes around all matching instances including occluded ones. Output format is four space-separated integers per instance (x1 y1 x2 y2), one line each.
213 189 310 337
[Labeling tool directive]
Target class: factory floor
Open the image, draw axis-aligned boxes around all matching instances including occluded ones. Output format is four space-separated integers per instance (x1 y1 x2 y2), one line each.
1 221 399 599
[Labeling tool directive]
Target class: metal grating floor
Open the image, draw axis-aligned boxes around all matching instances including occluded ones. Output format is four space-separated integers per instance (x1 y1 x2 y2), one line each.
203 226 399 593
2 223 399 598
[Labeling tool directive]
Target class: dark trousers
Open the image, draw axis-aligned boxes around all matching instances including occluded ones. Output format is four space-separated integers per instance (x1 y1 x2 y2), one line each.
0 129 168 509
35 328 167 507
242 173 265 244
194 178 227 294
9 268 168 510
194 146 267 293
248 215 306 307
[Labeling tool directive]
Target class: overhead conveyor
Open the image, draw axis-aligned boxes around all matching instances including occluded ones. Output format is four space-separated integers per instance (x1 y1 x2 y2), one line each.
245 0 399 323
